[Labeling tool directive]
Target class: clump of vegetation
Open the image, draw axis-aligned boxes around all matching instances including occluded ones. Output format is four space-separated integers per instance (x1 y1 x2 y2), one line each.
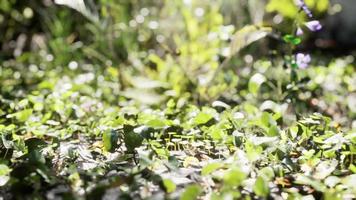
0 0 355 199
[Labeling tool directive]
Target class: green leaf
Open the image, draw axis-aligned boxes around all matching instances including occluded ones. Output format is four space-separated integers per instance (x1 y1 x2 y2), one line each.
25 137 47 152
194 112 213 125
163 179 176 193
294 174 326 192
223 168 246 187
245 141 263 161
261 112 271 127
102 129 119 152
248 73 266 96
122 88 165 105
180 184 202 200
130 76 168 89
10 109 33 122
54 0 99 23
253 176 269 198
349 164 356 173
123 125 143 153
146 119 167 128
230 25 272 56
283 34 301 45
202 162 224 176
267 125 279 137
289 125 299 139
0 164 11 186
259 167 275 181
208 126 224 141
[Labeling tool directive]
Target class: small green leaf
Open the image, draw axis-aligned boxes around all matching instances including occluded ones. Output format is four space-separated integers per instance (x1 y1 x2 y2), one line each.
283 34 301 45
248 73 266 96
208 126 224 141
289 125 299 139
294 174 326 192
11 109 33 122
102 129 119 152
349 164 356 173
202 162 224 176
0 164 11 186
146 119 167 128
245 141 263 161
194 112 213 125
180 184 202 200
259 167 275 181
267 125 279 136
223 168 246 187
253 176 269 198
25 137 47 152
261 112 271 127
123 125 143 153
230 25 272 56
163 179 176 193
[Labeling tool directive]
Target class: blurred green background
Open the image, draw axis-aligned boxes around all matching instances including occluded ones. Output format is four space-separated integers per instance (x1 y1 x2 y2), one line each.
2 0 354 114
1 0 355 119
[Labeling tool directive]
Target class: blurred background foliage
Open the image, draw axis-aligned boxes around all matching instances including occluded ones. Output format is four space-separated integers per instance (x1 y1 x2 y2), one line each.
2 0 356 122
2 0 356 146
2 0 351 108
266 0 329 18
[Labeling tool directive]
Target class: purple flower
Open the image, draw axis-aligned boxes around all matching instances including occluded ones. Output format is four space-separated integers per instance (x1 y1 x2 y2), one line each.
295 53 311 69
296 27 304 36
305 20 322 32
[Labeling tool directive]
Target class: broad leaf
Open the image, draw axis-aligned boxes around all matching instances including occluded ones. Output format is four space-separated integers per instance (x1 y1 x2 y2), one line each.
163 179 176 193
194 112 213 125
230 25 272 57
202 162 224 176
253 176 269 198
248 73 266 96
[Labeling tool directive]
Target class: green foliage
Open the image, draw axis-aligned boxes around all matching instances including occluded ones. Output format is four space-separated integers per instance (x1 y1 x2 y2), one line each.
0 0 355 199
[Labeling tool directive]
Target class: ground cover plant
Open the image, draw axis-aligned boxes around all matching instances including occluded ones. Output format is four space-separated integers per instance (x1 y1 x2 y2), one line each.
0 0 355 199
